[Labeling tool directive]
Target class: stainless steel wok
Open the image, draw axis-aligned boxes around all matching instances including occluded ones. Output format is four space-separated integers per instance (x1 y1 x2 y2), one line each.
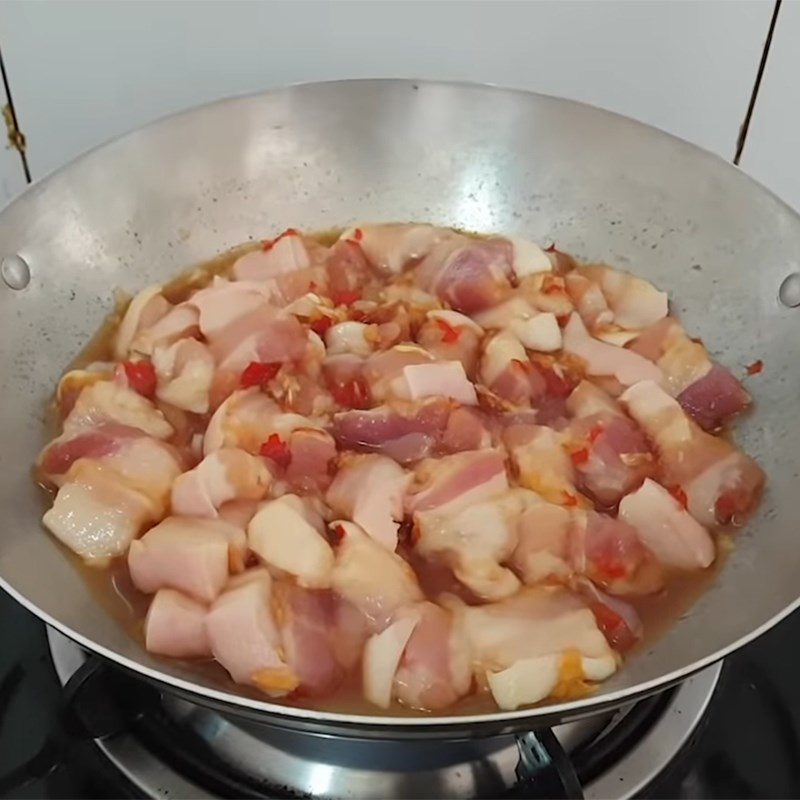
1 79 798 737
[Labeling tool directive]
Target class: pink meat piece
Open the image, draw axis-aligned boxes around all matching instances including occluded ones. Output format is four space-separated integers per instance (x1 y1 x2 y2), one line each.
406 449 508 515
573 578 643 652
144 588 211 658
330 398 452 464
128 516 244 602
230 230 322 282
441 407 491 453
274 583 345 697
38 422 140 478
620 381 764 527
677 363 750 431
490 360 547 407
190 277 273 339
326 238 375 297
285 428 337 493
415 317 481 378
393 602 472 711
208 303 308 372
362 346 434 403
206 569 298 695
416 238 514 314
571 510 664 596
569 413 655 507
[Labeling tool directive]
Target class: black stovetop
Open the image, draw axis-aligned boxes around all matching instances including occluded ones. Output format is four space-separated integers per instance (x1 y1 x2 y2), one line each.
2 587 799 799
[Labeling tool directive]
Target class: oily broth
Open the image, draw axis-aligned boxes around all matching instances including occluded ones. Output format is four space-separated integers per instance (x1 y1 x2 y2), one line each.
47 231 739 717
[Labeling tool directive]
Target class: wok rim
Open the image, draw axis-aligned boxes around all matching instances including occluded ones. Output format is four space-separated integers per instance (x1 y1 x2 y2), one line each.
2 77 798 728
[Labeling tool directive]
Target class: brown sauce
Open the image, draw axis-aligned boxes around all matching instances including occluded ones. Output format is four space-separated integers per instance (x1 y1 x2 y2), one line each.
47 231 739 717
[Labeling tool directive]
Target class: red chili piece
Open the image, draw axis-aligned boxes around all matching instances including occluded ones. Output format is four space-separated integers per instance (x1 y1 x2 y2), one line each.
310 315 334 336
436 318 461 344
259 433 291 469
332 290 361 307
122 360 157 398
570 447 590 466
330 377 371 409
240 361 281 388
329 524 347 544
668 485 688 509
746 359 763 376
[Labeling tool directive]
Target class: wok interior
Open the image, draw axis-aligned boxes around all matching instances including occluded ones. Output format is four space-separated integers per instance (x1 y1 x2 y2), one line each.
0 80 798 727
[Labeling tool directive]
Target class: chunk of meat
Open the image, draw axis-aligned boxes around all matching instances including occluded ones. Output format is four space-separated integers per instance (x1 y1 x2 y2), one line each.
563 313 662 387
114 285 170 360
564 272 614 330
519 273 575 318
144 588 211 658
285 428 337 493
248 495 333 588
480 330 547 408
362 345 435 402
393 602 472 710
330 522 423 631
566 380 624 420
42 461 159 562
416 237 514 314
620 381 764 526
567 413 654 507
274 583 345 697
330 398 452 464
131 303 200 357
326 454 411 551
676 363 750 431
403 361 477 406
362 613 420 709
571 509 664 594
406 449 509 515
504 424 575 504
340 223 453 275
325 321 375 358
458 587 617 710
510 499 573 584
504 235 553 279
231 230 319 282
416 311 482 377
171 448 271 519
189 277 275 339
128 516 245 602
59 380 173 440
573 578 643 652
326 237 375 299
414 490 532 600
579 265 668 329
206 569 298 695
442 407 491 453
152 338 215 413
210 304 309 372
618 479 715 570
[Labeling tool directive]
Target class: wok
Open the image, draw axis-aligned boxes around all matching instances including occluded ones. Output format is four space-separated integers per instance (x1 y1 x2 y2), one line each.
0 80 798 737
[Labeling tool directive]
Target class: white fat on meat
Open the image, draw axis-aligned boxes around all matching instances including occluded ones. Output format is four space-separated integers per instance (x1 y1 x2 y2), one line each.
362 613 421 708
189 277 275 338
330 522 423 631
563 313 662 387
657 334 713 397
248 495 333 588
406 449 509 516
506 236 553 278
131 303 200 357
402 361 478 406
128 516 246 602
564 272 615 330
325 321 375 357
206 568 299 695
474 296 538 330
42 461 159 562
152 338 215 413
566 380 624 419
510 313 562 352
580 265 668 330
62 381 173 440
505 425 575 503
232 232 312 281
510 499 573 584
326 454 411 551
171 447 272 519
415 490 536 601
392 602 473 711
480 330 528 387
339 223 451 274
459 587 617 710
618 479 715 570
144 588 211 658
425 309 484 336
114 285 169 360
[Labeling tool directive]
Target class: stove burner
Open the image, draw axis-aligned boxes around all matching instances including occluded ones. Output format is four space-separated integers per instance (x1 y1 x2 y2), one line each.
46 628 721 799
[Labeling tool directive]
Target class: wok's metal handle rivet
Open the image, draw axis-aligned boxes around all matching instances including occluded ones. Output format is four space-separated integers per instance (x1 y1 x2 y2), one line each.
779 272 800 308
1 254 30 290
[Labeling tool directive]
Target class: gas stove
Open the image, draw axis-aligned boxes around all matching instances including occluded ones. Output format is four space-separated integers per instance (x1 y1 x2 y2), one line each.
2 588 799 799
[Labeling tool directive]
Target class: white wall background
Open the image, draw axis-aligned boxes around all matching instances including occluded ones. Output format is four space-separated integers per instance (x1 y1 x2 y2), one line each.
0 0 795 210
